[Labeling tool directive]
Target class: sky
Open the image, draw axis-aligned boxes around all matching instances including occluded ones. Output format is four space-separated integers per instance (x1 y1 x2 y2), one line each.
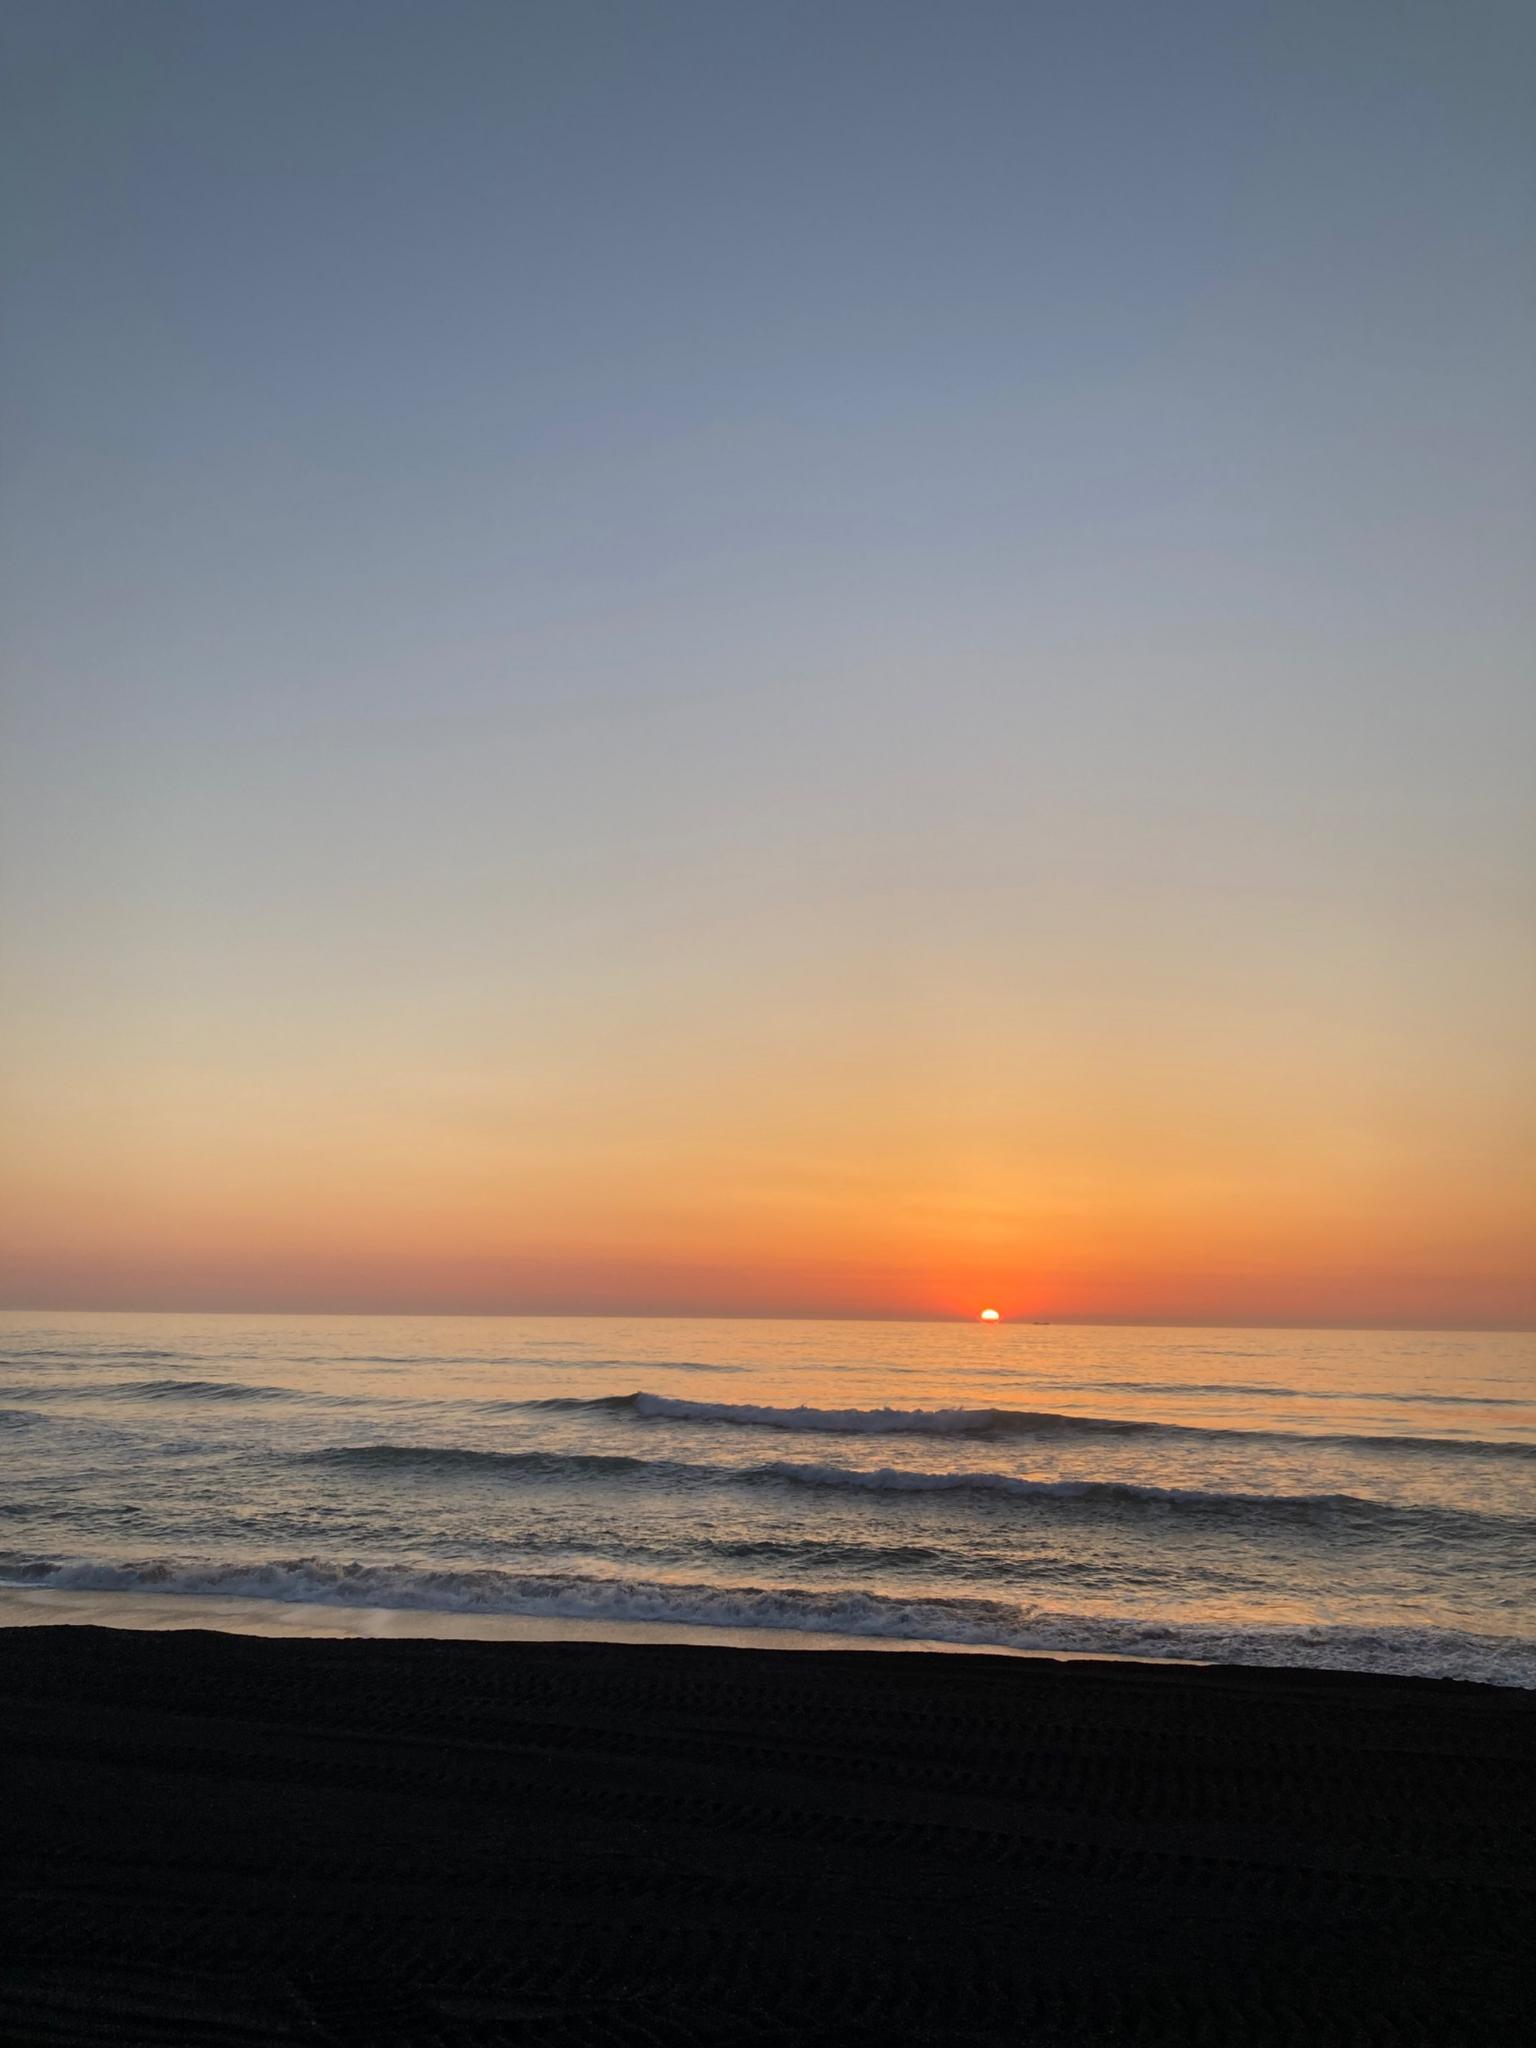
1 0 1532 1327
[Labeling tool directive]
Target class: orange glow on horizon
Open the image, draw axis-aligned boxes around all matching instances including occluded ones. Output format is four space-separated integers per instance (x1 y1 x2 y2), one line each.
2 954 1532 1329
979 1308 1001 1320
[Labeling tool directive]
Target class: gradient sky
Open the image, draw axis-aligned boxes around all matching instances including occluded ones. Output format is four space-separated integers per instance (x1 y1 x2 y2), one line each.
2 0 1532 1325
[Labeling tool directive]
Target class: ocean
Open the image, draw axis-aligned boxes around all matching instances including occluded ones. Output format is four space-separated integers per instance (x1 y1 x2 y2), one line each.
2 1310 1533 1684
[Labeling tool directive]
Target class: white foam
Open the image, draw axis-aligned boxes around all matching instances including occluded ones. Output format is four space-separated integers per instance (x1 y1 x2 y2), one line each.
4 1555 1532 1685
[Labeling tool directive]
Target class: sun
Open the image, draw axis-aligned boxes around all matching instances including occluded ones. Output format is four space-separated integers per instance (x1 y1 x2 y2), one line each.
979 1308 1001 1321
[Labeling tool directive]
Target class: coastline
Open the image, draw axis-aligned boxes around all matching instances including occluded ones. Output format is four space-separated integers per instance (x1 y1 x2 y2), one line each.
4 1622 1531 2043
0 1583 1171 1661
5 1580 1533 1686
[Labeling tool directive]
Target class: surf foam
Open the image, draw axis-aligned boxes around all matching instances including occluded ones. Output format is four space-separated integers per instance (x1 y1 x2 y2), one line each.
4 1553 1531 1686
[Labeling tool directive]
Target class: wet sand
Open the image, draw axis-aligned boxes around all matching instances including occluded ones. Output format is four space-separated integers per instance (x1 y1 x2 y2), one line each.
3 1626 1532 2044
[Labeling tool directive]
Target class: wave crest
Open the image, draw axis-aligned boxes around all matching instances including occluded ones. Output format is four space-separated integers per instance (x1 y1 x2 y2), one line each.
291 1442 1525 1540
527 1390 1536 1459
306 1444 648 1478
1 1376 296 1405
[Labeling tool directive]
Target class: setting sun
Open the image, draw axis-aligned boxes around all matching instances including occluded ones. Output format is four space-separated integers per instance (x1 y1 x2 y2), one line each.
979 1308 1001 1321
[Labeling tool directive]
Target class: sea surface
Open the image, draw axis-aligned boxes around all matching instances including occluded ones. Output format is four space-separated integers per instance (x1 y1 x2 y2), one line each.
2 1311 1533 1684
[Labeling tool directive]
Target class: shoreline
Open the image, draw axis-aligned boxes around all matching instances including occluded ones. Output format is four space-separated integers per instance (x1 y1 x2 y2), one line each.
6 1581 1535 1688
4 1623 1531 2044
0 1582 1181 1663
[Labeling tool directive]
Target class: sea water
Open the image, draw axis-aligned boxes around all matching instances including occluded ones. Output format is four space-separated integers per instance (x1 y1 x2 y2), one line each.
2 1311 1532 1684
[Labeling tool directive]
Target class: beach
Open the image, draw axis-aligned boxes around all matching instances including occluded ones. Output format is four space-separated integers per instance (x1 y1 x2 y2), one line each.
4 1624 1532 2044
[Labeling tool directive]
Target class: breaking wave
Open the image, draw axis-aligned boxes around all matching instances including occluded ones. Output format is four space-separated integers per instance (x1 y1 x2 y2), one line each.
522 1390 1536 1459
4 1552 1532 1687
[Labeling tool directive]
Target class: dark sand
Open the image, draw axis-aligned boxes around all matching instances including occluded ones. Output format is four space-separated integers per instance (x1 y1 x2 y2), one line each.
3 1627 1532 2044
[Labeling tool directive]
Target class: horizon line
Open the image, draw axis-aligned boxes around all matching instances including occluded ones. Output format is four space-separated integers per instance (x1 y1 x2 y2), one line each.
0 1302 1530 1336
